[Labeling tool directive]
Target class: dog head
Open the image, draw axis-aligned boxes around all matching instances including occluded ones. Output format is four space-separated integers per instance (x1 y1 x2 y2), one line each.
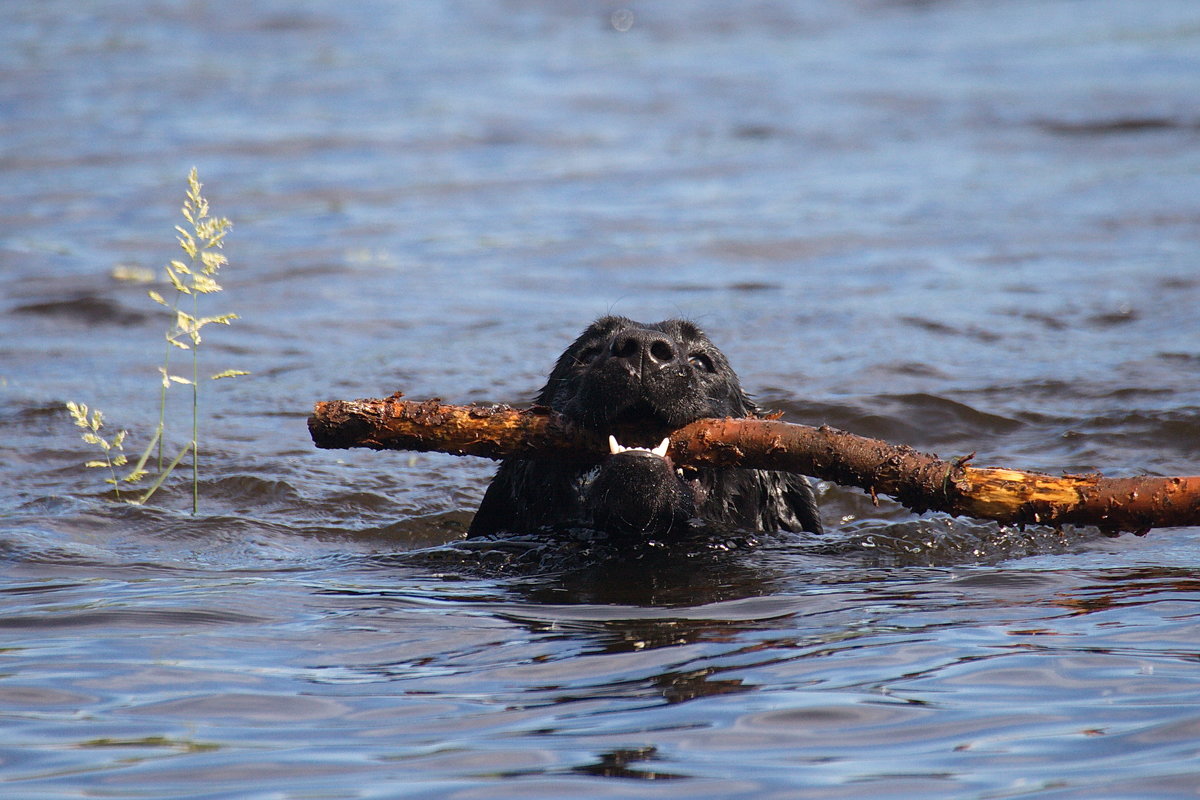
538 316 757 430
468 316 822 540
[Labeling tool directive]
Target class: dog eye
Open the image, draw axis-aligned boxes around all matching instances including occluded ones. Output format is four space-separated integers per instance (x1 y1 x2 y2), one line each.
688 353 715 372
576 346 601 366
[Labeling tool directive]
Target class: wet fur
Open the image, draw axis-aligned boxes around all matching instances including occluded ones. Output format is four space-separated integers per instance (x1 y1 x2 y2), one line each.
468 316 822 538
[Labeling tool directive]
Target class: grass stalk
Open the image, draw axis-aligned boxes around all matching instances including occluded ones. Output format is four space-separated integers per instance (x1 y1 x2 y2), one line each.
132 442 194 506
68 167 247 513
191 288 201 514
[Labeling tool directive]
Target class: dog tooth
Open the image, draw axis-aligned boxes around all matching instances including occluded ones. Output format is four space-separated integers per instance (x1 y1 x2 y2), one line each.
607 435 670 458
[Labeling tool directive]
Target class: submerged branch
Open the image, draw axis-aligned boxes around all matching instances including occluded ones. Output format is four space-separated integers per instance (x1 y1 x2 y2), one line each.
309 394 1200 534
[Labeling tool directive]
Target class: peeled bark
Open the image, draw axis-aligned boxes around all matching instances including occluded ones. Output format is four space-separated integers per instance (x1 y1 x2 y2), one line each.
309 394 1200 534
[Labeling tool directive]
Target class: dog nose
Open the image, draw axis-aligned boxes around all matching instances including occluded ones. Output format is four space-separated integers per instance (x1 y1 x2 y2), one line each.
609 328 677 368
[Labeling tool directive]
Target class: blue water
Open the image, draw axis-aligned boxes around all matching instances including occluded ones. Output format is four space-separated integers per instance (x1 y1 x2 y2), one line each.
3 2 1200 797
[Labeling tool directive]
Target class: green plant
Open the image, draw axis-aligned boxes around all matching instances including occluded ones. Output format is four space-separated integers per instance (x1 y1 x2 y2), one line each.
66 402 131 502
68 168 247 513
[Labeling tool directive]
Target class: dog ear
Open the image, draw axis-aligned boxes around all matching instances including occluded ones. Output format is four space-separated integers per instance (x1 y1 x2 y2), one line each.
467 462 523 536
470 458 592 536
768 472 824 534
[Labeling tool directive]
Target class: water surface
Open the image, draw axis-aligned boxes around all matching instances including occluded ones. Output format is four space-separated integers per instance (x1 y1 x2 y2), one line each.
3 2 1200 797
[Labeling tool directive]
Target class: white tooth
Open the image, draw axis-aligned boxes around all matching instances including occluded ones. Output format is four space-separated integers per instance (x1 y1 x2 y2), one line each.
652 438 670 457
608 435 624 455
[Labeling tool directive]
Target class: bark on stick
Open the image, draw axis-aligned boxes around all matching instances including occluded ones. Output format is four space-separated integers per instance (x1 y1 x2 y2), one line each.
309 394 1200 534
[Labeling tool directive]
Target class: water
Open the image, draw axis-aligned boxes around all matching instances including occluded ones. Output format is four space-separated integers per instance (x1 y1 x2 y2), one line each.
3 1 1200 797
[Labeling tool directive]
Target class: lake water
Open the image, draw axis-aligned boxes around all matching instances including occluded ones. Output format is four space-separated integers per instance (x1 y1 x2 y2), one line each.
3 1 1200 797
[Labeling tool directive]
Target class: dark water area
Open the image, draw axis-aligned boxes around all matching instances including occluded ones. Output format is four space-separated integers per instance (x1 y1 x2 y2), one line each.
3 1 1200 797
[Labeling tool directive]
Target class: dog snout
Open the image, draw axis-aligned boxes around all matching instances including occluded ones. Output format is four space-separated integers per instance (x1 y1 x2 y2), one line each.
608 328 679 372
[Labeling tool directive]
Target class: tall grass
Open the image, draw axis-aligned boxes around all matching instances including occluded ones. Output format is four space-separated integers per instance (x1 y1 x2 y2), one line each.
69 168 247 513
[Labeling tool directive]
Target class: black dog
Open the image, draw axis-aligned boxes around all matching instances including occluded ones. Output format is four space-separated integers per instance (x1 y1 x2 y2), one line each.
468 316 822 539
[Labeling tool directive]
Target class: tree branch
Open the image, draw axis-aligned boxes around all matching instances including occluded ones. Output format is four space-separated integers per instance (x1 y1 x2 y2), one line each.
309 394 1200 534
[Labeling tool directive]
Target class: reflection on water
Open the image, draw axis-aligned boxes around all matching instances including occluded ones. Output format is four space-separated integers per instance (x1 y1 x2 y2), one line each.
3 0 1200 797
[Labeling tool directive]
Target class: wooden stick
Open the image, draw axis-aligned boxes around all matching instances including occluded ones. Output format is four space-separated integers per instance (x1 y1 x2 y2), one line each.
309 394 1200 534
